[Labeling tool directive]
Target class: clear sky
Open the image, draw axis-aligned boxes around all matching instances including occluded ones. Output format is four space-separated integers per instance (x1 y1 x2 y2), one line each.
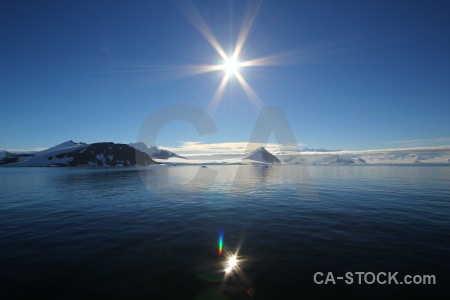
1 0 449 151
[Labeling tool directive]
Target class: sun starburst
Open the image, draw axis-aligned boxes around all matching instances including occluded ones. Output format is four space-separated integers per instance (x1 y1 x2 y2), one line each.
221 56 241 76
175 1 270 114
172 1 345 114
100 2 355 107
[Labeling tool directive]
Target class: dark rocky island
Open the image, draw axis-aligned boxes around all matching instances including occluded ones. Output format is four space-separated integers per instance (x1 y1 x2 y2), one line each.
1 141 157 167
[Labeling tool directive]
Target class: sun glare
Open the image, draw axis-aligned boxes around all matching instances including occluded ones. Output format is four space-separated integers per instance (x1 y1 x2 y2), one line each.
176 1 283 113
224 254 239 274
222 56 240 76
228 255 237 268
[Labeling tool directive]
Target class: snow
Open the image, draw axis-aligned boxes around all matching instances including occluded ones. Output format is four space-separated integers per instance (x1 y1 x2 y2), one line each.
37 140 86 156
242 146 280 164
154 157 241 165
243 147 265 162
358 151 450 164
2 141 450 167
9 153 72 167
154 147 279 165
156 148 450 166
278 151 450 165
2 141 88 167
129 142 158 155
129 142 186 159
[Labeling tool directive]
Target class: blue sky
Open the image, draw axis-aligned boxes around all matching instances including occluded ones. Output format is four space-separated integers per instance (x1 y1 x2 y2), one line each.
1 0 449 151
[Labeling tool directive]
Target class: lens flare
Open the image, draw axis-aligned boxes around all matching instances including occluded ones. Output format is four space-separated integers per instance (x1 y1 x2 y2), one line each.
223 254 239 274
218 229 224 255
228 255 237 268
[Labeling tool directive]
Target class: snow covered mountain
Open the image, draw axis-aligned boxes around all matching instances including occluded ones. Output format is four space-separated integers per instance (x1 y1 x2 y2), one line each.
280 154 366 165
0 151 35 165
242 147 281 164
1 140 88 166
301 147 341 152
279 147 450 165
37 140 87 155
67 143 155 166
129 142 187 160
2 142 450 166
1 141 156 167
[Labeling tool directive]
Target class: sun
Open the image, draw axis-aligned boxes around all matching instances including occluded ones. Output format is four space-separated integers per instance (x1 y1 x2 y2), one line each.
222 56 240 76
129 2 313 114
176 1 299 113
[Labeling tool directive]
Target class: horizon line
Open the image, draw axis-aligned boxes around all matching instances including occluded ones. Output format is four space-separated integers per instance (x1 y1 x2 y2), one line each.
2 141 450 156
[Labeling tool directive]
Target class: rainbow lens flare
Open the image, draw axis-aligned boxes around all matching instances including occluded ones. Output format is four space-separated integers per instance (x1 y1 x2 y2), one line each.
218 229 224 255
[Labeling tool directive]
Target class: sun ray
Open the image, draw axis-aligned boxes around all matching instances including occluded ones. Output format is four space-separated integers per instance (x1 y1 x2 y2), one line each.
49 0 375 122
175 1 268 110
239 39 365 68
234 72 263 110
239 48 317 68
177 1 228 60
233 0 262 58
90 64 225 82
208 73 230 115
136 2 355 112
175 64 226 77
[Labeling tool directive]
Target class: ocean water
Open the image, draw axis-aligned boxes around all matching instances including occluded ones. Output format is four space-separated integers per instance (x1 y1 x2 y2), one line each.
0 165 449 299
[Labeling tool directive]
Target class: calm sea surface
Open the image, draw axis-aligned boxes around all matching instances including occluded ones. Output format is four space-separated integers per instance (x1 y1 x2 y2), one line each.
1 165 449 299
